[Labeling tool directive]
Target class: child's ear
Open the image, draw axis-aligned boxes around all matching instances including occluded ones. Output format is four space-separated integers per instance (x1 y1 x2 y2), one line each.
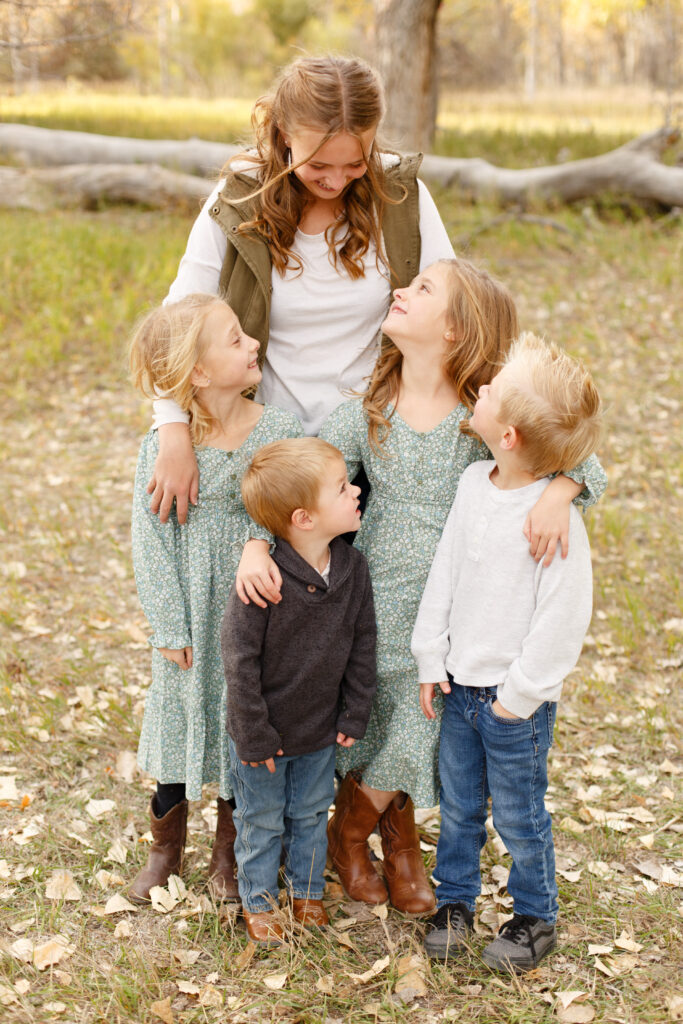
190 365 210 389
290 508 314 532
500 425 520 451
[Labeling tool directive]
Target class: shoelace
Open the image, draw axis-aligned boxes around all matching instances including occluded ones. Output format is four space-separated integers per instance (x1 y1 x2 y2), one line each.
498 914 540 955
432 903 470 930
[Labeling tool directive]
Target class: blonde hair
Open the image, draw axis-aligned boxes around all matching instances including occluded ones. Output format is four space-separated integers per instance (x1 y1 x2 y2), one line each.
498 332 603 477
364 258 519 453
129 294 223 445
228 55 401 280
241 437 345 538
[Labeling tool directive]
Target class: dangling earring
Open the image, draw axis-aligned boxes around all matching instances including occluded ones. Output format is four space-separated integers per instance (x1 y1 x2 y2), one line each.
285 148 292 169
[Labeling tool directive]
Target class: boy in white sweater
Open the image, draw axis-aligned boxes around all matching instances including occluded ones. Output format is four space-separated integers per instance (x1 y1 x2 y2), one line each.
411 333 602 973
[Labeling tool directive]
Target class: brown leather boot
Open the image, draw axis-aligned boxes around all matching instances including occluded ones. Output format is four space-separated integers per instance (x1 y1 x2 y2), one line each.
128 796 188 904
292 898 329 928
208 797 239 901
243 909 284 947
327 774 388 905
379 792 435 915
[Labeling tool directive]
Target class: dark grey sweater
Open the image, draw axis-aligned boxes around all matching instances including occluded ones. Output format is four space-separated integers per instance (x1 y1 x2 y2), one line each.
221 536 377 762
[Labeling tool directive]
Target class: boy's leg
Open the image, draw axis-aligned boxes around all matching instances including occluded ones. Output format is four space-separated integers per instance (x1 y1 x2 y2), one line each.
283 746 336 906
228 740 287 914
424 685 488 959
434 685 489 911
479 698 558 971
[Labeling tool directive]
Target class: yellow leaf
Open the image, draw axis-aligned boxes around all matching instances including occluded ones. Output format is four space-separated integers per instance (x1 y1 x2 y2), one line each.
263 972 288 991
150 885 180 913
104 893 138 915
105 839 128 865
559 816 586 835
198 984 223 1007
615 931 643 953
370 903 388 921
33 937 76 971
316 975 335 995
332 928 358 950
235 941 256 969
349 955 391 984
150 996 174 1024
176 980 201 995
395 954 428 998
45 870 82 902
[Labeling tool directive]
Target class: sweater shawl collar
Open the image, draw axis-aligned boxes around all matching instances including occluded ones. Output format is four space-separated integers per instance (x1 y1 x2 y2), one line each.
273 536 354 593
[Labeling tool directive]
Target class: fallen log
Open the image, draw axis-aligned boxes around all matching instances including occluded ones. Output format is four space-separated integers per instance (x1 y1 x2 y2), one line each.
0 123 681 209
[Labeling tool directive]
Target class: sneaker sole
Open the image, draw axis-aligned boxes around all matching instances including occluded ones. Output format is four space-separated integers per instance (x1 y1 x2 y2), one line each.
424 933 471 961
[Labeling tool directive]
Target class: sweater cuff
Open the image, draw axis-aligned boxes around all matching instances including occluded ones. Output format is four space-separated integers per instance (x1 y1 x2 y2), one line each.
413 653 449 685
149 632 192 650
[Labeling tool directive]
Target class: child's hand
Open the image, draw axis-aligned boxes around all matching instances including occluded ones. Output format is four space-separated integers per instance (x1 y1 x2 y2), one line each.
158 646 193 670
491 699 521 720
241 749 284 774
236 540 282 607
524 475 581 567
420 680 451 720
336 732 356 748
148 423 199 525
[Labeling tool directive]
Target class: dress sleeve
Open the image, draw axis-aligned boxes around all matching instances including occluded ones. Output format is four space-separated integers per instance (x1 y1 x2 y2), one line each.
319 400 365 480
131 435 192 649
417 179 455 268
336 560 377 740
563 453 608 510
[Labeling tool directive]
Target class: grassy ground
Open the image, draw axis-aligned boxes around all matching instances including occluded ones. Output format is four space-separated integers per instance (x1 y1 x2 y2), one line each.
0 98 682 1023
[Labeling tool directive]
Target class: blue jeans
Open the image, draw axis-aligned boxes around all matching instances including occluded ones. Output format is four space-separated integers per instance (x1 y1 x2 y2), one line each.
229 740 335 913
436 683 558 923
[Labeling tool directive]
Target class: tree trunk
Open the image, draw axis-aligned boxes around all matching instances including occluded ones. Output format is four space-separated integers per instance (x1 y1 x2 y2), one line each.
373 0 442 152
0 125 681 211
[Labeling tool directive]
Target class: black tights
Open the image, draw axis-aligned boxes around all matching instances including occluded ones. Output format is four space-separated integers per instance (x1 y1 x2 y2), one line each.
154 783 235 818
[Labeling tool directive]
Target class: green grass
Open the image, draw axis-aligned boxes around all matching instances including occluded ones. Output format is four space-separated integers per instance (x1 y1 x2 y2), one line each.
0 100 681 1022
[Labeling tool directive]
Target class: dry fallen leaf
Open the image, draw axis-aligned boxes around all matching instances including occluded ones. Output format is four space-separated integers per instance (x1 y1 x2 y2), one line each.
104 893 138 915
114 750 137 783
150 996 174 1024
615 931 643 953
150 885 181 913
556 1005 595 1023
263 972 288 991
105 839 128 865
370 903 388 921
0 986 18 1007
588 943 613 955
0 776 19 802
198 984 223 1007
53 972 72 986
667 994 683 1020
234 941 256 969
14 980 30 996
316 975 335 995
176 980 201 995
394 954 428 999
85 798 116 820
43 1002 67 1015
33 937 76 971
113 920 131 938
45 870 82 902
367 833 384 860
173 950 201 967
349 955 391 984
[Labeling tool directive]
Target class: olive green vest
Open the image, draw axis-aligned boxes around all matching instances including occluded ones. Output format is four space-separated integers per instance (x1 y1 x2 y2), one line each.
208 153 423 365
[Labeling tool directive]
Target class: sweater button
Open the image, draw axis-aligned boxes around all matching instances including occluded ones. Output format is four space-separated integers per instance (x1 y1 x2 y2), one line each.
307 584 316 593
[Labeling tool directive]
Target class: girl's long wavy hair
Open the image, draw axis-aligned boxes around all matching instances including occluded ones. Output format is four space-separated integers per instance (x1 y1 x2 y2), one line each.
226 55 402 279
129 294 222 446
363 259 519 453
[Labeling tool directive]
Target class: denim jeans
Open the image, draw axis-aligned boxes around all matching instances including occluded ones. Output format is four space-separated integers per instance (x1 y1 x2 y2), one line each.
229 740 335 913
435 683 558 923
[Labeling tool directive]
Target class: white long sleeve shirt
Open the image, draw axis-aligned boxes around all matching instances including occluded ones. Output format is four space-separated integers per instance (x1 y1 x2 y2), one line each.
411 461 593 719
155 158 455 435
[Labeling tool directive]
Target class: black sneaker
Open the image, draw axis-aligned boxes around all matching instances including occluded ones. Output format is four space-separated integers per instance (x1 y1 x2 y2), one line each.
423 902 474 960
482 914 557 973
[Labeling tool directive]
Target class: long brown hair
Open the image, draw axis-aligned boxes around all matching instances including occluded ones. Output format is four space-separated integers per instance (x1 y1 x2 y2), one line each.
363 259 519 453
226 55 402 279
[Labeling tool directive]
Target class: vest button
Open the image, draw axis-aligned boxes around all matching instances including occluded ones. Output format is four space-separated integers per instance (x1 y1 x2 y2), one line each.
231 225 238 232
212 206 220 214
307 584 316 593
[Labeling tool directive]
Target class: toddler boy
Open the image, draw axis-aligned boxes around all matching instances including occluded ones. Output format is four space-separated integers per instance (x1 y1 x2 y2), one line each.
221 437 376 946
411 333 602 972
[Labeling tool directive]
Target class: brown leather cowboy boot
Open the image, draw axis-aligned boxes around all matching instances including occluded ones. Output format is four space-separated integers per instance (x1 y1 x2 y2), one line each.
379 792 435 915
208 797 239 901
292 898 329 928
128 796 188 904
327 774 388 904
243 909 284 947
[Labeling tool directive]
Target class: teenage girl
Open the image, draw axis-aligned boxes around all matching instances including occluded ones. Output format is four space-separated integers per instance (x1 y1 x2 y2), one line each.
127 294 302 904
146 54 455 524
239 259 607 914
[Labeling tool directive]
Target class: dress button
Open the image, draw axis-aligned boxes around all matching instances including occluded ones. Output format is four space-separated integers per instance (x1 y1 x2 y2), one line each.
307 584 316 593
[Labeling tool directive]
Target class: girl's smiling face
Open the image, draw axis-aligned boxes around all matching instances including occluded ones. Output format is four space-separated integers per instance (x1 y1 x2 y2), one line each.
285 128 375 202
382 262 452 351
194 302 261 390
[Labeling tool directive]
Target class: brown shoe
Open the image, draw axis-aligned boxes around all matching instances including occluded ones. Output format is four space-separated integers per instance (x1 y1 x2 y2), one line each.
327 774 388 905
128 796 188 904
243 909 284 947
379 792 435 915
292 898 329 928
208 797 239 901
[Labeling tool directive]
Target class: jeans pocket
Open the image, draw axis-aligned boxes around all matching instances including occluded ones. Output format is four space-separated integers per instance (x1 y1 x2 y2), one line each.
487 699 528 727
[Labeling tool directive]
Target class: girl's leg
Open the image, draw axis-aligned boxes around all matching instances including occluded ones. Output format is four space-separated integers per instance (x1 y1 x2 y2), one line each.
359 782 400 812
128 784 188 904
155 782 186 817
